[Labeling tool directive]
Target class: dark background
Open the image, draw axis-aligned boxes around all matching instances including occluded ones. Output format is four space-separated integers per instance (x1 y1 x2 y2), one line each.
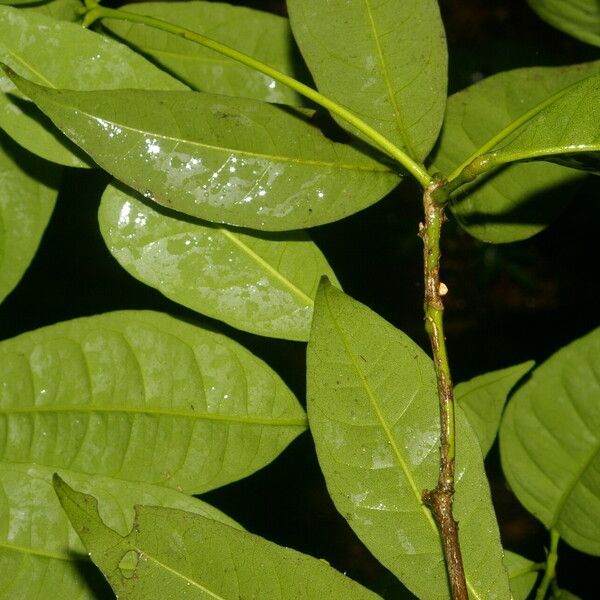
1 0 599 598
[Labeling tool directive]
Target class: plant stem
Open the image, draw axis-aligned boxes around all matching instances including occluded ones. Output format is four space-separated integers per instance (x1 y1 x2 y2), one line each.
82 5 433 188
420 180 467 600
535 529 560 600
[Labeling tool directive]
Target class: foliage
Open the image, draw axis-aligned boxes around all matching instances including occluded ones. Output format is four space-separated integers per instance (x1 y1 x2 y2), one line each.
0 0 598 599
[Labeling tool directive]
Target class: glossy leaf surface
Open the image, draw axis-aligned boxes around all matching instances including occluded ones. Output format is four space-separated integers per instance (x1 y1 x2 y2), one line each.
455 361 534 456
307 282 510 600
0 6 186 167
0 133 59 304
432 62 600 243
0 463 237 600
104 1 306 105
99 183 339 341
500 327 600 555
8 72 399 230
287 0 447 161
504 550 538 600
0 311 306 495
528 0 600 47
55 477 381 600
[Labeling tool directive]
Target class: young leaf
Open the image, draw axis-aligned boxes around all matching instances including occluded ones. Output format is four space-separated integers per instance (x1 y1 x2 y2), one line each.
54 477 382 600
0 133 60 304
500 327 600 555
432 62 600 243
287 0 447 161
99 183 340 341
528 0 600 47
504 550 539 600
0 6 186 168
0 311 306 495
0 463 238 600
103 1 306 105
5 71 400 231
307 281 510 600
455 360 534 456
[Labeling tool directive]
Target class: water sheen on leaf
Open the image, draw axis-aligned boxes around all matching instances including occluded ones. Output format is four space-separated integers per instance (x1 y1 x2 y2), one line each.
103 1 307 105
55 477 382 600
432 62 600 243
455 361 534 456
307 281 510 600
0 6 186 167
0 133 60 304
500 327 600 555
99 183 339 341
7 71 399 230
287 0 447 161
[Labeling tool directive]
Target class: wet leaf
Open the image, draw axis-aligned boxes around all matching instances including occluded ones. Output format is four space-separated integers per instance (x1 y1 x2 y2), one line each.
103 1 306 105
455 361 534 456
0 311 306 495
0 463 237 600
0 6 186 167
99 183 339 341
528 0 600 47
0 132 60 304
307 281 510 600
500 327 600 555
287 0 447 161
6 71 399 230
503 550 538 600
54 477 381 600
432 62 600 243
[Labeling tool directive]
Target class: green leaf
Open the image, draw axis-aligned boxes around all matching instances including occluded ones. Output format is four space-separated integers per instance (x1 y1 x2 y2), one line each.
0 310 306 495
307 281 510 600
287 0 447 161
503 550 538 600
99 183 339 341
432 62 600 243
0 6 186 168
54 477 382 600
0 464 238 600
551 589 582 600
103 1 306 105
500 327 600 555
0 133 60 304
6 71 399 231
455 361 534 456
26 0 83 22
528 0 600 47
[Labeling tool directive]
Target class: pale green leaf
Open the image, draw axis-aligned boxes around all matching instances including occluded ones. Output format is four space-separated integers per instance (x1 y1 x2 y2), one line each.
27 0 82 22
503 550 538 600
99 183 339 341
432 62 600 243
455 361 534 456
307 281 510 600
103 1 306 105
55 477 382 600
0 310 306 495
0 463 238 600
287 0 447 161
500 327 600 555
0 6 186 167
528 0 600 47
6 71 399 230
0 132 60 304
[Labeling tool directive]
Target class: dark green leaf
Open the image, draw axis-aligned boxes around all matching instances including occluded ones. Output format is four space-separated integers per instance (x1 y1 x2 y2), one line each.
528 0 600 47
455 361 534 456
0 6 186 167
6 71 399 230
103 1 306 105
500 327 600 555
287 0 447 161
0 132 60 304
432 62 600 243
54 477 382 600
503 550 539 600
99 183 339 341
307 281 510 599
